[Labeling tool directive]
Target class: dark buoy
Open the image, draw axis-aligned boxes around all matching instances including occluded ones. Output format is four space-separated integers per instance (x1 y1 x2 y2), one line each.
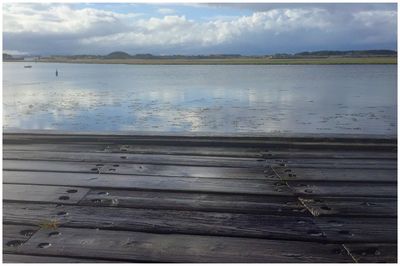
56 69 58 77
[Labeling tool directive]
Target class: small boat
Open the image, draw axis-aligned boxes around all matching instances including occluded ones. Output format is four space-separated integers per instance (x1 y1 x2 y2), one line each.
24 65 32 68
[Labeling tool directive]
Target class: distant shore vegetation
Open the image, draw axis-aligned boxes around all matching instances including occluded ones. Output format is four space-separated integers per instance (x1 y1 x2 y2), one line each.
3 49 397 65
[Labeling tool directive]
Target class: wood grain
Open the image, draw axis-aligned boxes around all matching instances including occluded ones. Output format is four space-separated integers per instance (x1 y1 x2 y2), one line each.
273 167 396 182
288 181 397 197
79 189 306 215
3 132 396 150
4 184 89 204
315 217 397 243
3 144 264 158
3 224 39 253
4 143 396 159
3 202 322 242
12 227 353 262
4 171 293 196
3 254 121 263
4 160 265 179
343 243 397 263
4 150 265 168
299 197 397 217
268 158 397 169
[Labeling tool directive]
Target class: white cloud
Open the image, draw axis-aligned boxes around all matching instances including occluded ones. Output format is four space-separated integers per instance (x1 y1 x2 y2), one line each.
79 8 355 48
2 3 397 55
3 3 139 34
353 10 397 28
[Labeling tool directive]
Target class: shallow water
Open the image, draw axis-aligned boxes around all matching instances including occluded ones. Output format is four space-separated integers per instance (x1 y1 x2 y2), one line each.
3 62 397 135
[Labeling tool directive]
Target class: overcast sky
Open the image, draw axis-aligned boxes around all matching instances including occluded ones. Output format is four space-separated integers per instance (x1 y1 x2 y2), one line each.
3 3 398 56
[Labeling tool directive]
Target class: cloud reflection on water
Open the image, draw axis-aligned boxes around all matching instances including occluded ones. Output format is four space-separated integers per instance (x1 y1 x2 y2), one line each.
3 62 397 135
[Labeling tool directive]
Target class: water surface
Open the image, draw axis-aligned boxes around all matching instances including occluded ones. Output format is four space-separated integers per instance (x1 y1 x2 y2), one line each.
3 62 397 135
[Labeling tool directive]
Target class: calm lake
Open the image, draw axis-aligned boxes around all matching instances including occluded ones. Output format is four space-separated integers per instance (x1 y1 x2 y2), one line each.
3 62 397 135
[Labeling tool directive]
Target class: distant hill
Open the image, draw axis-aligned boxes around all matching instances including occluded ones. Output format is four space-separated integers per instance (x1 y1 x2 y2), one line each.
105 51 132 59
18 49 397 62
103 52 244 60
3 53 25 61
294 50 397 57
104 50 397 59
3 53 13 60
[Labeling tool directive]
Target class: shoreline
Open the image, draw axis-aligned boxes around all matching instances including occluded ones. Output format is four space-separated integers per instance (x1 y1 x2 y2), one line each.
5 56 397 65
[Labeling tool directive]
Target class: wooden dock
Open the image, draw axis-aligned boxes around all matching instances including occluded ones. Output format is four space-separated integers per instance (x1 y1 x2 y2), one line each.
3 131 397 262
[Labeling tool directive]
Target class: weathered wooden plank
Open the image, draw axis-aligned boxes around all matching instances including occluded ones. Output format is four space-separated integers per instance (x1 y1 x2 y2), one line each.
3 254 121 263
3 132 396 150
343 243 397 263
4 130 395 143
6 202 393 244
3 144 108 152
271 163 396 170
4 150 265 168
79 189 307 215
3 202 323 242
3 144 264 158
273 167 397 182
3 160 265 179
10 227 353 262
4 224 39 242
299 197 397 217
4 184 89 204
261 150 396 159
3 224 39 253
267 158 397 169
3 203 56 226
4 143 396 159
3 225 120 262
288 181 397 198
4 171 293 196
101 146 397 158
315 217 397 243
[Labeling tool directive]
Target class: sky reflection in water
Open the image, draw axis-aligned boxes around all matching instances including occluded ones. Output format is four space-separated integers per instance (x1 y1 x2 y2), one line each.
3 62 397 135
